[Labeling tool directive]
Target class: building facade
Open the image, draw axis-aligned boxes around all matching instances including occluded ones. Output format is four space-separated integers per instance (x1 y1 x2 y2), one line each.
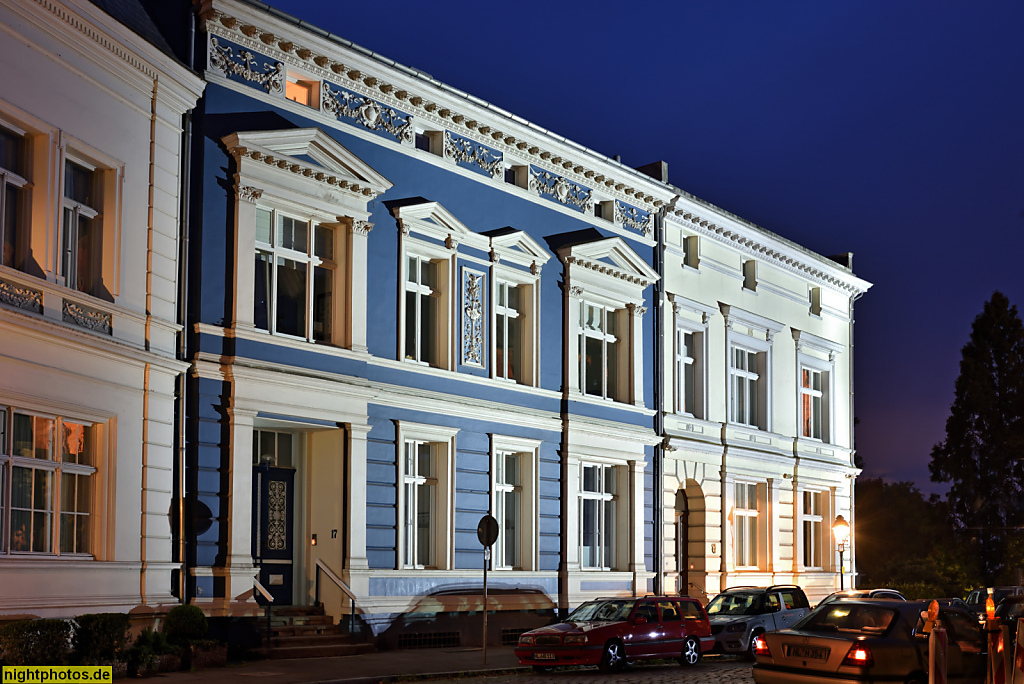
0 0 870 636
0 0 203 618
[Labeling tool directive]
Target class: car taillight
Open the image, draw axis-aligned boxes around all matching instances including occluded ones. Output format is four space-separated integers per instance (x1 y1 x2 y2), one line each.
518 634 535 645
753 634 771 657
841 644 874 667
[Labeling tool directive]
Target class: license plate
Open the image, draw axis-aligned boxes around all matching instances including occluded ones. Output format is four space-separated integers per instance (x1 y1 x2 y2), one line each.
786 645 829 660
534 653 556 661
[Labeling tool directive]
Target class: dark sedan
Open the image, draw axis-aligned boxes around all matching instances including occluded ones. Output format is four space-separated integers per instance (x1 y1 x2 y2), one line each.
752 599 985 684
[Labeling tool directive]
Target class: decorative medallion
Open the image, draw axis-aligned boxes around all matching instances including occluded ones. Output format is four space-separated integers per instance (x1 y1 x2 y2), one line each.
321 83 413 144
615 201 654 238
529 167 593 213
267 481 287 550
0 279 42 314
462 269 485 367
62 301 112 335
443 131 503 178
208 36 284 94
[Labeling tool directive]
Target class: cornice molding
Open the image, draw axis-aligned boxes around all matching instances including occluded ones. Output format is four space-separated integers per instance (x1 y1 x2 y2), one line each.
198 5 666 214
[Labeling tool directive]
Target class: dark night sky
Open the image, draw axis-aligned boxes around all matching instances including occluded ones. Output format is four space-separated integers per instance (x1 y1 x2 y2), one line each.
265 0 1024 496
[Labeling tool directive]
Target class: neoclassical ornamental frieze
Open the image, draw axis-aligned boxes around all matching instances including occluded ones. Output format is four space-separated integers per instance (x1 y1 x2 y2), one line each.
615 201 654 238
208 36 283 94
62 301 112 335
0 279 42 314
563 255 652 286
443 131 503 179
225 144 382 199
461 270 485 367
321 82 413 144
529 168 593 213
199 10 665 214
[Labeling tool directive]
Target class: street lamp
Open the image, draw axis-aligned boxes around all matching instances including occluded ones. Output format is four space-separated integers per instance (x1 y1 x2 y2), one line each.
832 515 851 590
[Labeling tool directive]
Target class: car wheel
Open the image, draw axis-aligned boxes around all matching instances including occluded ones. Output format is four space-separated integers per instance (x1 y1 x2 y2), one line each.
679 636 701 666
599 640 625 673
745 630 764 661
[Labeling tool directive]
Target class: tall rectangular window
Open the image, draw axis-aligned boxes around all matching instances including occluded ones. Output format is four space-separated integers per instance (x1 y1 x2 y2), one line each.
801 491 823 569
2 408 96 555
730 347 759 427
495 281 522 382
494 451 521 569
405 255 438 365
580 463 615 570
677 330 698 416
801 368 823 440
580 302 620 400
62 159 104 298
0 125 28 271
735 482 758 568
403 440 436 569
253 207 334 342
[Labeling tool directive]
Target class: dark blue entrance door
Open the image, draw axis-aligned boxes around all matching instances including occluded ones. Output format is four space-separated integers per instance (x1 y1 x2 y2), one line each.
253 465 295 605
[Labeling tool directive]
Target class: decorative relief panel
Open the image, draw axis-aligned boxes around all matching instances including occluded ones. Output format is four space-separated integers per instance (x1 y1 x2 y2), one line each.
208 36 284 94
443 131 503 178
461 268 485 367
0 279 42 314
615 201 654 238
321 83 413 144
62 300 112 335
267 481 287 550
529 167 593 213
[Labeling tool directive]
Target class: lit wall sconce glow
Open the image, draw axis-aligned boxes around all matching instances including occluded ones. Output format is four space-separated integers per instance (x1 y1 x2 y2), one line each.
311 533 317 546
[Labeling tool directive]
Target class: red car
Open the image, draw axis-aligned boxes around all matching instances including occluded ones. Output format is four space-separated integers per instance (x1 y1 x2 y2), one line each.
515 596 714 672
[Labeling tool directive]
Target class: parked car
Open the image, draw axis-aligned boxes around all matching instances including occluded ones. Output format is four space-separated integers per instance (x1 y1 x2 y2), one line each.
706 585 811 659
515 595 713 672
817 588 906 606
965 586 1024 622
751 599 986 684
933 597 972 613
995 594 1024 632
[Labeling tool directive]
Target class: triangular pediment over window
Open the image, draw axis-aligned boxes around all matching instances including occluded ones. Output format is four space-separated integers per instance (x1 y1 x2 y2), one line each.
487 227 551 271
391 200 474 244
559 236 660 288
223 128 393 198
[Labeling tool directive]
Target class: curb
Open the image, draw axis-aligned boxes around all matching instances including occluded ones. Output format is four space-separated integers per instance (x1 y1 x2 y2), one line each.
304 666 530 684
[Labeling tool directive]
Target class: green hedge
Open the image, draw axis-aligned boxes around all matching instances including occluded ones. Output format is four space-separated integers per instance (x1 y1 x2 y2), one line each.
0 619 72 666
72 613 131 665
162 605 208 645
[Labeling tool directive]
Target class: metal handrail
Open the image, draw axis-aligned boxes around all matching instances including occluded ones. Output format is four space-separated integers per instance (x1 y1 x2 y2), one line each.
314 559 357 634
254 578 275 643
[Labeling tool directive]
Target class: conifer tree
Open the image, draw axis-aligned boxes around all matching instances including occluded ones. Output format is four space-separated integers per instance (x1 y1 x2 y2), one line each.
930 292 1024 583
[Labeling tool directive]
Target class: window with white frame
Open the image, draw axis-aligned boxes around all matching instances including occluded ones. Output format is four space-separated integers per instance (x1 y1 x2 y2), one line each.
579 301 622 400
494 281 521 381
801 367 824 440
493 451 521 569
801 490 823 569
730 346 760 427
734 482 759 568
404 254 440 365
0 125 28 271
402 439 436 569
676 327 705 417
61 158 106 299
253 207 335 342
0 406 97 555
252 429 294 468
580 463 616 570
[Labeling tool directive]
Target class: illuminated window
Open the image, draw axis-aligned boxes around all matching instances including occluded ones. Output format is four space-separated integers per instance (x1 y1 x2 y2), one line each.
254 207 335 342
0 125 28 270
62 158 105 299
801 490 823 569
735 482 758 568
285 74 318 108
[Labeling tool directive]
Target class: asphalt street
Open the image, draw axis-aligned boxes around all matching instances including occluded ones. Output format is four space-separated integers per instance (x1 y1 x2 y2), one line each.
423 658 754 684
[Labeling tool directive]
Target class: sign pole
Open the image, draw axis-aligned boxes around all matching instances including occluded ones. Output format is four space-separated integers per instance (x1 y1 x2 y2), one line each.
483 546 489 665
477 514 499 667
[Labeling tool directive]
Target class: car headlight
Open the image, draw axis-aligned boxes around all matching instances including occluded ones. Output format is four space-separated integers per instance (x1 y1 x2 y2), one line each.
726 622 747 633
519 635 535 645
563 634 587 645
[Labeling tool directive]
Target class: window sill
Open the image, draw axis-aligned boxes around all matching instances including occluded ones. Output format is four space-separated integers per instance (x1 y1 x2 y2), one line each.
199 323 370 362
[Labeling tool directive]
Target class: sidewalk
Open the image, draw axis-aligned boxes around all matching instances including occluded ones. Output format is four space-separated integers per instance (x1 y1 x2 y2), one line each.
154 647 525 684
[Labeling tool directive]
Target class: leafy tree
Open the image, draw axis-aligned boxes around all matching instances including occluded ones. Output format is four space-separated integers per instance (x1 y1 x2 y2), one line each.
929 291 1024 584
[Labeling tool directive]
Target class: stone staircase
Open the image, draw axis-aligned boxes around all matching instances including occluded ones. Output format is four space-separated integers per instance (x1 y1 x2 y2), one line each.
256 605 374 659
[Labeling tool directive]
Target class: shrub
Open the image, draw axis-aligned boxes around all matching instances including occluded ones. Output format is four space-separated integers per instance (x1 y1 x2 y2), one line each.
73 613 131 665
0 619 72 665
126 629 179 676
162 605 208 645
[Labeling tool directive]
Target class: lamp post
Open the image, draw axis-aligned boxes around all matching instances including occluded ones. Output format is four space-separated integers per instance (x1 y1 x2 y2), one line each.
832 515 851 591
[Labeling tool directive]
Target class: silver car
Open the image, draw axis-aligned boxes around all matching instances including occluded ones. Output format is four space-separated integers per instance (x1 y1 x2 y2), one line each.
752 599 986 684
707 585 811 659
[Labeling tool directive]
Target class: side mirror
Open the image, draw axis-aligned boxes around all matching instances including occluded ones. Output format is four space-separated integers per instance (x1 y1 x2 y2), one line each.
634 616 647 625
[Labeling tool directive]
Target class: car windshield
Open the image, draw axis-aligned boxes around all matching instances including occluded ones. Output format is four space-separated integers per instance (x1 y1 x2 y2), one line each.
707 592 765 616
997 601 1024 619
993 590 1013 605
566 599 636 622
795 604 897 635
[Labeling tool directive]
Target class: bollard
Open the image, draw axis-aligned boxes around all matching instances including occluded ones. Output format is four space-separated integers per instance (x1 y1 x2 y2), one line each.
929 622 947 684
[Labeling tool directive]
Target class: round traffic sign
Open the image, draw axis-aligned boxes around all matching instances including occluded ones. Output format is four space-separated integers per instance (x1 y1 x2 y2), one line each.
477 514 499 547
